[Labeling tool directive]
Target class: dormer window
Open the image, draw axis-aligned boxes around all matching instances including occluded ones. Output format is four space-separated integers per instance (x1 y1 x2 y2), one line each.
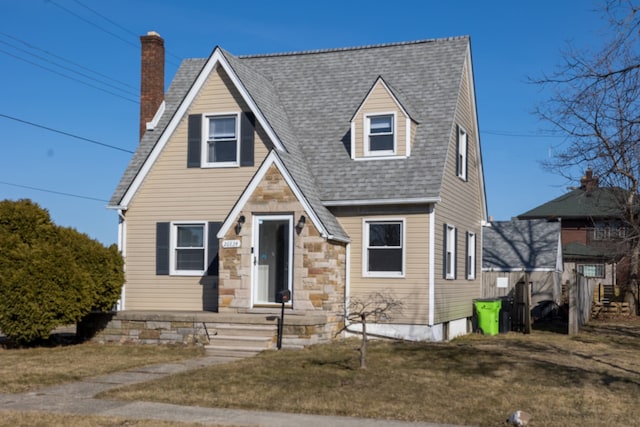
204 114 239 166
366 113 396 156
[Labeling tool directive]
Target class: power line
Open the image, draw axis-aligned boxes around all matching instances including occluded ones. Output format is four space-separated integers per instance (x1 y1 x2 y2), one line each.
71 0 139 38
72 0 184 63
0 113 135 154
0 31 137 92
0 37 138 98
48 0 138 49
0 180 109 203
482 129 564 138
51 0 182 66
0 47 139 104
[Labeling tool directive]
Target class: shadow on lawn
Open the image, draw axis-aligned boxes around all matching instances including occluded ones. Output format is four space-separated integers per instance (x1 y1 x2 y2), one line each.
386 328 640 390
0 325 79 349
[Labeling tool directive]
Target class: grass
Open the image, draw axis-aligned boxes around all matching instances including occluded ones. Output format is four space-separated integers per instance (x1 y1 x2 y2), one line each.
0 341 203 393
0 411 216 427
98 318 640 427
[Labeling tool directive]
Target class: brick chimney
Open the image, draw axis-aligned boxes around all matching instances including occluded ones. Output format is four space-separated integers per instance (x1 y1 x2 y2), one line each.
139 31 165 140
580 168 599 192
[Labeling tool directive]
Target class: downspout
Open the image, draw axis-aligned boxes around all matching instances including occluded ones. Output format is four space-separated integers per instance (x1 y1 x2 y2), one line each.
117 209 126 311
344 242 351 329
429 206 435 326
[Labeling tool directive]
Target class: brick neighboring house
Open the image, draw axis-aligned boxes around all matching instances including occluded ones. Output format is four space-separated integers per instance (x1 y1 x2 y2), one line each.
518 169 629 303
106 33 487 347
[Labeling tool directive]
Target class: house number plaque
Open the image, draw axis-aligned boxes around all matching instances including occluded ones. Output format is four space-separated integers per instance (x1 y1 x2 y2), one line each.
222 240 241 248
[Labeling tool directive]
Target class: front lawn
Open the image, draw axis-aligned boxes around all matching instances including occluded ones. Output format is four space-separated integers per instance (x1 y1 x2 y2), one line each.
100 319 640 427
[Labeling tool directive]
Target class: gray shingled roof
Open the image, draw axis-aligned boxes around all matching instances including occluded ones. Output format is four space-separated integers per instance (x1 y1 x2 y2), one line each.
110 38 471 239
518 187 624 219
235 38 468 202
483 219 561 271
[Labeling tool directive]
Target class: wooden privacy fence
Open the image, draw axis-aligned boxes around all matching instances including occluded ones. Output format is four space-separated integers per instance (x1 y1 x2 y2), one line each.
568 272 596 335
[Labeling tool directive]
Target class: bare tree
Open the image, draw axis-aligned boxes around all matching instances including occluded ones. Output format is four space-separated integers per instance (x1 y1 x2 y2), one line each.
337 292 402 369
535 0 640 313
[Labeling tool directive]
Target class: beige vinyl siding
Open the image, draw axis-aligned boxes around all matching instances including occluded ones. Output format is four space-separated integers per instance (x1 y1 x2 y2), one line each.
123 65 270 310
433 56 483 324
337 212 430 324
353 81 408 158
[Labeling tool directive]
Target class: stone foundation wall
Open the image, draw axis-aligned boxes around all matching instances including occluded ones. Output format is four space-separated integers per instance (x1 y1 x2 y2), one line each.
78 311 341 348
78 312 210 345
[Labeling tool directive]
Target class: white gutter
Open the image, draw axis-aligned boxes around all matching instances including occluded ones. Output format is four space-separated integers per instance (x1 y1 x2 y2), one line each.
324 197 440 207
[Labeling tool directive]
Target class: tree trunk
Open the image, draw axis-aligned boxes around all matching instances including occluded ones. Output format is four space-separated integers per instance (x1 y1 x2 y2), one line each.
625 242 639 315
360 314 367 369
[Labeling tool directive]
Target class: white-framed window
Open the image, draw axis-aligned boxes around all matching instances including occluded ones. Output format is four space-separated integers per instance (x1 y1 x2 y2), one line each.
457 125 467 180
445 224 456 279
171 222 207 275
365 113 396 156
203 113 239 167
466 231 476 280
578 264 605 278
363 219 404 277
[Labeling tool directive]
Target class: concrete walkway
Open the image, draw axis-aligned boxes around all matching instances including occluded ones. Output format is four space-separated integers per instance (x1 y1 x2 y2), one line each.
0 355 470 427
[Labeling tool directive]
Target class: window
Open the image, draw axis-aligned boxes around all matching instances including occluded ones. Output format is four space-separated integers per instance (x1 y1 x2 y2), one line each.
466 232 476 280
593 221 628 241
578 264 605 278
172 223 206 274
364 220 404 276
366 114 395 155
205 114 238 166
444 224 456 279
457 126 467 180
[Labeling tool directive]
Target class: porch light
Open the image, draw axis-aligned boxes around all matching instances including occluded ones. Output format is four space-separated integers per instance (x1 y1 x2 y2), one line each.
235 215 245 235
295 215 306 234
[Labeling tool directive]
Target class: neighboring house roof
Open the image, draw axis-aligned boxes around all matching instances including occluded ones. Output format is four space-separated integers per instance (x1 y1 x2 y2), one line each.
563 241 612 260
518 187 623 219
483 219 562 272
109 37 478 240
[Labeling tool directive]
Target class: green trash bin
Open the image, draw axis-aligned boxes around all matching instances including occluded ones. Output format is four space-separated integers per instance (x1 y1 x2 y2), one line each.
474 299 502 336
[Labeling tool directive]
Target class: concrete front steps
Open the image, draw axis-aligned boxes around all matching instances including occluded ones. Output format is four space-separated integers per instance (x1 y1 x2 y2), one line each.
204 323 277 358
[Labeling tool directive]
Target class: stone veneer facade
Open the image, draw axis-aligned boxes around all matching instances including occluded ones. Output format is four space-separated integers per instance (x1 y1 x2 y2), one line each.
219 164 347 337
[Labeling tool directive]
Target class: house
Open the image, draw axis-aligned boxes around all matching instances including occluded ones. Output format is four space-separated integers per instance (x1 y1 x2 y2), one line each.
518 169 628 304
107 32 487 345
482 219 563 326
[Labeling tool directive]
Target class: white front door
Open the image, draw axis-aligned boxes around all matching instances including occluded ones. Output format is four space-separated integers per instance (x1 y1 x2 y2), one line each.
253 215 293 305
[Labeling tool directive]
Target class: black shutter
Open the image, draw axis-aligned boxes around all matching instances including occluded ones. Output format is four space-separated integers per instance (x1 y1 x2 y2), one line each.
240 112 255 167
455 125 461 177
464 131 469 182
187 114 202 168
156 222 170 275
207 222 222 276
465 232 470 279
454 227 458 280
443 223 448 279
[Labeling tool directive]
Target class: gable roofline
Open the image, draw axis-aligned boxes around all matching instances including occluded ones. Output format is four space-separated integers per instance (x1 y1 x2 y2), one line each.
217 151 349 243
349 76 415 123
115 47 286 209
464 42 488 222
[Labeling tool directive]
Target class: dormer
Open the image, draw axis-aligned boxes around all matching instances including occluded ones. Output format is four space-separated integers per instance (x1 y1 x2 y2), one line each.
350 76 417 160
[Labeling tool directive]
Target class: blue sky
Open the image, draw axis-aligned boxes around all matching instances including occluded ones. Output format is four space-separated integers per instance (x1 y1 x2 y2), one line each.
0 0 607 245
